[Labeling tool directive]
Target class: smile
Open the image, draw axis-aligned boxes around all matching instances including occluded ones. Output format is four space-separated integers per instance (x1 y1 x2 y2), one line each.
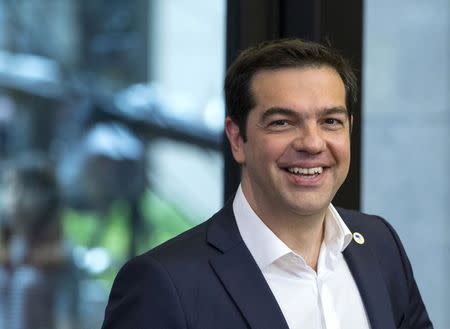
286 167 323 177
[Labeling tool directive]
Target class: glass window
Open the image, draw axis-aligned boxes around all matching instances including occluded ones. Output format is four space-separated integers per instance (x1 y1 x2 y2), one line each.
146 0 225 218
0 1 226 328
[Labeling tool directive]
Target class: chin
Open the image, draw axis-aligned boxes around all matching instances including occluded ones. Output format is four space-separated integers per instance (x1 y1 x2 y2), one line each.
284 200 329 218
284 192 332 215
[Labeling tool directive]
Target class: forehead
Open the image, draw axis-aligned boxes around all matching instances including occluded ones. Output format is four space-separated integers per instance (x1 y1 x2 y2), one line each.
249 66 346 113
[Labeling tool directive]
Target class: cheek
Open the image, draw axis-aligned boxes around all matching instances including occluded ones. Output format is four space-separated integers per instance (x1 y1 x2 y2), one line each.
259 137 290 162
330 138 351 165
244 137 287 169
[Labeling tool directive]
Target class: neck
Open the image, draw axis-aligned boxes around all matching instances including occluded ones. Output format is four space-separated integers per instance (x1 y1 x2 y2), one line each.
240 183 327 271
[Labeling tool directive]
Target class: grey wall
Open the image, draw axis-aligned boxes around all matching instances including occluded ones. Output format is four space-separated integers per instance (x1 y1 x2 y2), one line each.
362 1 450 327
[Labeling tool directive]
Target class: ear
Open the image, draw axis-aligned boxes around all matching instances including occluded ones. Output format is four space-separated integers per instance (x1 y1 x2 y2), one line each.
225 117 245 164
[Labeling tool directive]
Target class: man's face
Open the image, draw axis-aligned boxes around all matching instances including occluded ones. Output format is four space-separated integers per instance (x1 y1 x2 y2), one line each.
226 66 351 219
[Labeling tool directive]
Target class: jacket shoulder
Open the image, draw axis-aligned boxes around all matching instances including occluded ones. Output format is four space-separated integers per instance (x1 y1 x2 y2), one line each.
336 207 398 240
133 203 233 270
336 208 433 328
336 207 407 278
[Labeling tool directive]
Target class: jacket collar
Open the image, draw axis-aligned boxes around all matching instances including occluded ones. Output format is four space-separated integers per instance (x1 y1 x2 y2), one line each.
207 198 290 329
338 208 397 329
205 201 396 329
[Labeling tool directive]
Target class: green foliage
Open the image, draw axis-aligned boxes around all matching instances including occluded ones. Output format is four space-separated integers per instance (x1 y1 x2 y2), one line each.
62 201 130 259
138 190 195 253
101 201 131 260
62 210 99 246
62 190 195 279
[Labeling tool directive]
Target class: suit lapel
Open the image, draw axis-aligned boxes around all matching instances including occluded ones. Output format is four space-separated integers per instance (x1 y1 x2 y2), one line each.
342 220 397 329
210 244 290 329
207 202 398 329
207 203 290 329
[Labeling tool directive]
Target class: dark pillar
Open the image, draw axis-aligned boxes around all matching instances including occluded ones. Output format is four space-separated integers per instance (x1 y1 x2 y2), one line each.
224 0 363 210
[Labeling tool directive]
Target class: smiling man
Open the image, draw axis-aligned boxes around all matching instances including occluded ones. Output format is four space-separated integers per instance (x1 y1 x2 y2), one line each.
226 65 352 273
102 39 433 329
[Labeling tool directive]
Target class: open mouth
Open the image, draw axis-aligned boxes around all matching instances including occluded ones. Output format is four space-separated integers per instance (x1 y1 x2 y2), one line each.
284 167 324 179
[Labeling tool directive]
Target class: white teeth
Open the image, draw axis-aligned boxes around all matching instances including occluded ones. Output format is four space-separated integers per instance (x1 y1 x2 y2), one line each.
287 167 323 175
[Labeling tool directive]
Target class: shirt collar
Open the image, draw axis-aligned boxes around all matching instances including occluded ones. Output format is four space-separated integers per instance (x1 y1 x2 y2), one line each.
233 185 353 271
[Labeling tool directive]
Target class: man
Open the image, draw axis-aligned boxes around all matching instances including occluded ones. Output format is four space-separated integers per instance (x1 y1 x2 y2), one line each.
101 39 433 329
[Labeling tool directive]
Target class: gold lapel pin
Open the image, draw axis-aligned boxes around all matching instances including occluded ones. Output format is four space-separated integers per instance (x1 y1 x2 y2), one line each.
353 232 365 245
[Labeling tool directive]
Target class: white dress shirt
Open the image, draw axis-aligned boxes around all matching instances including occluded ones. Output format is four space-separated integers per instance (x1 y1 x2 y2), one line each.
233 185 371 329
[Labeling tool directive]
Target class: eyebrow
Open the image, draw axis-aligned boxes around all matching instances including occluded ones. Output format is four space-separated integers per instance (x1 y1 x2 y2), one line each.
260 107 297 122
319 107 349 117
260 106 349 122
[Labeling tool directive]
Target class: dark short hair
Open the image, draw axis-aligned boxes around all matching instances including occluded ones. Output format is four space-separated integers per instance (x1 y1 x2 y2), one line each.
225 38 358 140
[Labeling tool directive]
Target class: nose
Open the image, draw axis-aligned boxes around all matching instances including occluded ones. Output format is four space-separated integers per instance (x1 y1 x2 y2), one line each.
291 124 326 155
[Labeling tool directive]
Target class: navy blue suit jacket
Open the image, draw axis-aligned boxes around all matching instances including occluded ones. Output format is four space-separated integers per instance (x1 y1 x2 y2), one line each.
101 202 433 329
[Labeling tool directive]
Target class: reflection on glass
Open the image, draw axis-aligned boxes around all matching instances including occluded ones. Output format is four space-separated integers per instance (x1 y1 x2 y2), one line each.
0 158 78 329
0 1 225 327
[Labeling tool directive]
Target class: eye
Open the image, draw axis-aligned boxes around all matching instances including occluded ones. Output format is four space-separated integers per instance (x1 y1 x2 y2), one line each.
323 118 344 126
264 119 293 132
270 119 289 126
266 119 294 131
